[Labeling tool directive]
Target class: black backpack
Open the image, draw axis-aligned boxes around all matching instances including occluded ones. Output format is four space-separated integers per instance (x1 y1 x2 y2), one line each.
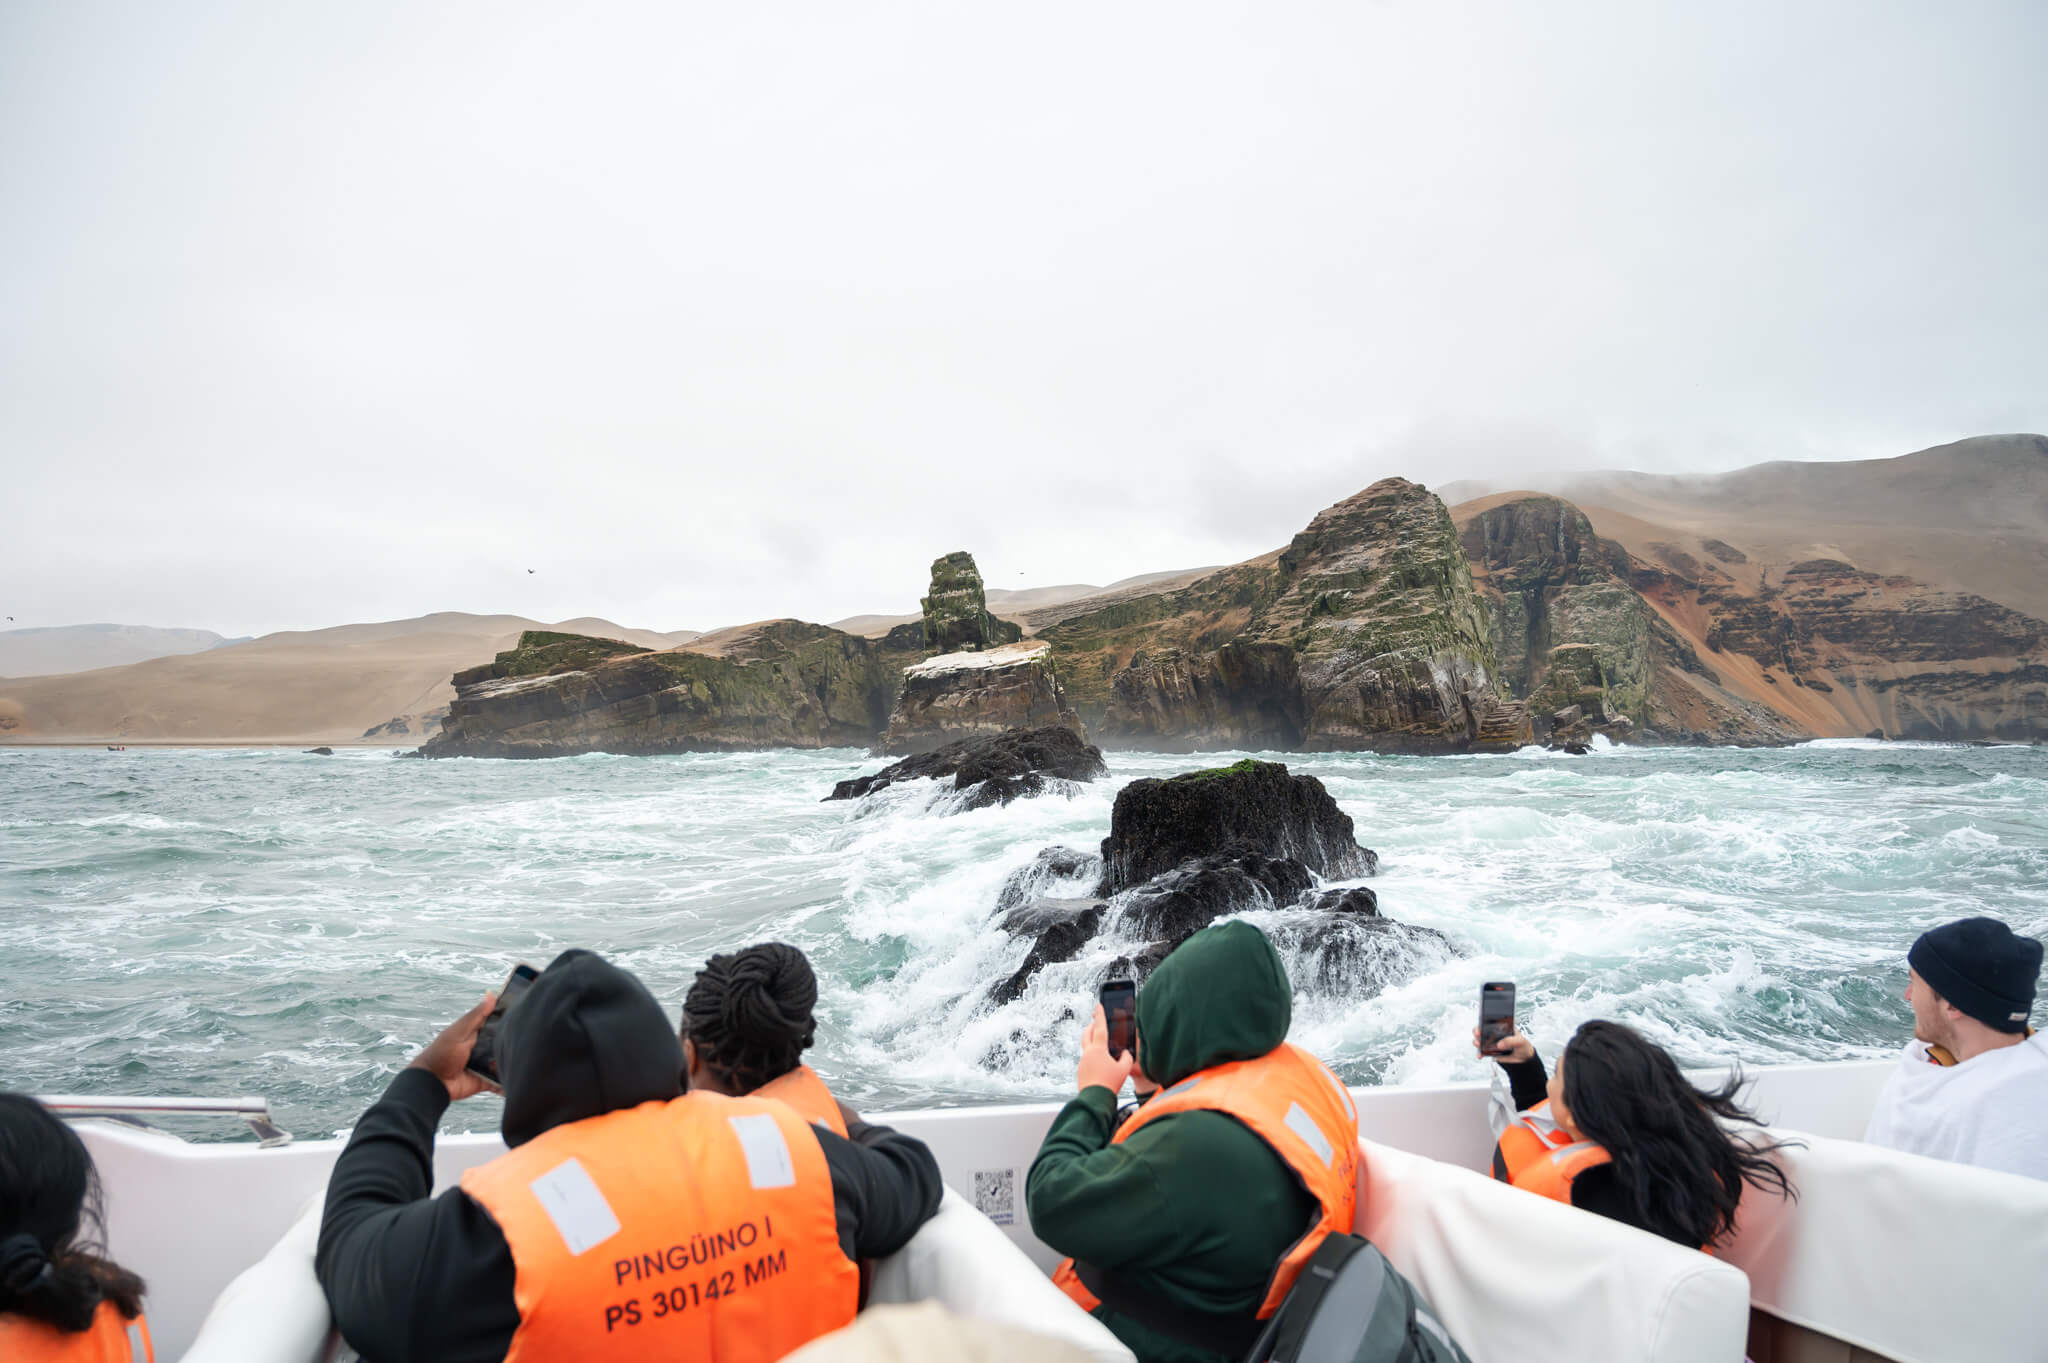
1242 1233 1473 1363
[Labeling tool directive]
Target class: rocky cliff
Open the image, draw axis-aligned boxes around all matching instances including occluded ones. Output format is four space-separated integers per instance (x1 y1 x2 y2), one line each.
1044 479 1529 752
416 445 2048 757
1461 496 1655 740
1630 553 2048 742
1455 491 2048 744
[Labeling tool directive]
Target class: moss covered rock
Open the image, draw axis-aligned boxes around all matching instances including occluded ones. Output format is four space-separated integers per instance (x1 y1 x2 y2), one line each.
1045 480 1524 752
921 552 1023 654
422 624 918 757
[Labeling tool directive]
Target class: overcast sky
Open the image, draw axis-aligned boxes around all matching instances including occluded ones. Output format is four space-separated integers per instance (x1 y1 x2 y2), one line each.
4 2 2044 637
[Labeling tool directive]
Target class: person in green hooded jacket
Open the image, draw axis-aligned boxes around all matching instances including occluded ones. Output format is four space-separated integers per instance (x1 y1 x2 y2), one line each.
1026 921 1330 1363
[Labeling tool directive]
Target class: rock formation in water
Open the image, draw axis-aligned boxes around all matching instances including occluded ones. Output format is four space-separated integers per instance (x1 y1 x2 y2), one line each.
880 642 1086 755
921 551 1025 654
825 725 1109 811
1097 757 1376 891
421 623 920 757
986 759 1456 1006
419 554 1062 759
1043 479 1530 753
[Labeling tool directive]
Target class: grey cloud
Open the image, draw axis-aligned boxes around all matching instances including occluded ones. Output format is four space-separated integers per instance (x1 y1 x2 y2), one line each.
2 1 2044 636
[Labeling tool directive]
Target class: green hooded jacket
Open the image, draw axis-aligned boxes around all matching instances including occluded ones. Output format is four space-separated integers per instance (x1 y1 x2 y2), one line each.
1025 922 1321 1363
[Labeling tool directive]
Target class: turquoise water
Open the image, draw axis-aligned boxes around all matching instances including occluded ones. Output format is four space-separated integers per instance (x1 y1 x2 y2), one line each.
2 742 2044 1141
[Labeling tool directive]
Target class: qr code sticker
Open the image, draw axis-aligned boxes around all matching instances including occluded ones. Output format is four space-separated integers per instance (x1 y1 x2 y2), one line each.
973 1167 1016 1225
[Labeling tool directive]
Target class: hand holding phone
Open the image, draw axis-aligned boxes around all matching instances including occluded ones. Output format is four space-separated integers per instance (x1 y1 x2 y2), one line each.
1076 997 1137 1095
408 993 500 1102
465 963 540 1086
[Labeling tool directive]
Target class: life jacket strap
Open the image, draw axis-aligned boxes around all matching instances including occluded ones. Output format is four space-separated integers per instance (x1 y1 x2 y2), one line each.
1071 1258 1264 1357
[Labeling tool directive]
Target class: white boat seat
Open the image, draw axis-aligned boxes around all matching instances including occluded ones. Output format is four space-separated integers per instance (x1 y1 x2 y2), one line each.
868 1187 1134 1363
181 1198 353 1363
1718 1127 2048 1363
1354 1137 1752 1363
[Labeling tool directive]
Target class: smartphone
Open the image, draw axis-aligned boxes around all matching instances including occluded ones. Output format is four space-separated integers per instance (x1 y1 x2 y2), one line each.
1479 981 1516 1055
465 963 540 1085
1100 979 1137 1061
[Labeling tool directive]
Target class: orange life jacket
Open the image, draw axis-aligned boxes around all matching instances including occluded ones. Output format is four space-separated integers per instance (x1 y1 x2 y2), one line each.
1052 1043 1360 1320
1490 1097 1578 1181
461 1092 860 1363
1492 1098 1613 1204
0 1300 153 1363
755 1064 849 1138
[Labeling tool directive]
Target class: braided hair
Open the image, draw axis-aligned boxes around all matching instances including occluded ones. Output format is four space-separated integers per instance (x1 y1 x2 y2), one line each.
681 943 820 1095
0 1092 146 1332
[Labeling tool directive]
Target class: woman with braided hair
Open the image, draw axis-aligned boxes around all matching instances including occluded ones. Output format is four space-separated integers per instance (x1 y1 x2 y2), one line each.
681 941 855 1135
0 1092 154 1361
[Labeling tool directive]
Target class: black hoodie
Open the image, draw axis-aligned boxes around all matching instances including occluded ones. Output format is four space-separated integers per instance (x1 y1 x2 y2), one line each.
316 951 942 1363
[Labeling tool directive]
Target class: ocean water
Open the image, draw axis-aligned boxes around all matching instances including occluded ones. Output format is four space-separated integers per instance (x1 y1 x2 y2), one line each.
2 741 2044 1142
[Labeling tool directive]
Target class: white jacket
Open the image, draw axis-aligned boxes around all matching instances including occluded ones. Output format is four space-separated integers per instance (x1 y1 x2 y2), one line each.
1863 1031 2048 1180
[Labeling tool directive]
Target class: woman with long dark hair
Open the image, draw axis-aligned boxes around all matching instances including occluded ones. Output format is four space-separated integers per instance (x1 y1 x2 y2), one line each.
0 1092 153 1361
681 941 854 1135
1477 1020 1796 1250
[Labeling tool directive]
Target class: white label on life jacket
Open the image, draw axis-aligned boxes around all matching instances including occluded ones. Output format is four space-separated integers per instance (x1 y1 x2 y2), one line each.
529 1157 622 1256
1319 1061 1357 1122
1285 1101 1336 1168
730 1112 797 1189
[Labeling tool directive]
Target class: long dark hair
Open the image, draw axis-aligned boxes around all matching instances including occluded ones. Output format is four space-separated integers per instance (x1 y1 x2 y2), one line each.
0 1092 146 1330
1560 1022 1797 1249
680 942 819 1094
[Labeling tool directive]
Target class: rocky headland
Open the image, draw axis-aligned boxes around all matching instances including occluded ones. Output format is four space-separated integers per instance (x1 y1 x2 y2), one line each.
825 725 1109 811
1455 477 2048 745
412 436 2048 757
421 555 1029 758
1043 478 1531 752
984 759 1457 1010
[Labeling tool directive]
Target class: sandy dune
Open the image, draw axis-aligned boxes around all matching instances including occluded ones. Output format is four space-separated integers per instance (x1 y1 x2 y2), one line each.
1444 434 2048 621
0 613 698 744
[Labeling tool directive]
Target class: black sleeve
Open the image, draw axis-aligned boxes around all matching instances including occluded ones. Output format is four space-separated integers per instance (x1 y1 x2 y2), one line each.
816 1118 945 1261
1502 1049 1549 1112
315 1068 520 1363
1568 1165 1651 1236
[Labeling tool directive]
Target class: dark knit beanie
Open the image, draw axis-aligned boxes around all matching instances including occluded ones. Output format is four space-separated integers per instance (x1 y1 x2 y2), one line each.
1909 917 2043 1034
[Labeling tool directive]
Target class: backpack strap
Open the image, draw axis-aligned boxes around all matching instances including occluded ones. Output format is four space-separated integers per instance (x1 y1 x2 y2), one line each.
1071 1258 1265 1358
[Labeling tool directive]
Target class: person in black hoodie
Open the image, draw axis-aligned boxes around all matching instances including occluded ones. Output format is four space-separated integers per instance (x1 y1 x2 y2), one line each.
316 949 942 1363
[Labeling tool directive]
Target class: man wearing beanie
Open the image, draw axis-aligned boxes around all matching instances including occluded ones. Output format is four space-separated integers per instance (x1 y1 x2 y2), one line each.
1864 916 2048 1180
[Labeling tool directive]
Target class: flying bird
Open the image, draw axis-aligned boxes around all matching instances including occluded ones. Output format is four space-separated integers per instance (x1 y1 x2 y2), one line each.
527 569 535 574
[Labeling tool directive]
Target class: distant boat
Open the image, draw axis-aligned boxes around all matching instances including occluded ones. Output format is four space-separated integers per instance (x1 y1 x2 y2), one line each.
106 744 126 751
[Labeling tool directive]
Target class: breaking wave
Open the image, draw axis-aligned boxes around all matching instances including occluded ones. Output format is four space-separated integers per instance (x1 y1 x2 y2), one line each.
1 741 2043 1138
